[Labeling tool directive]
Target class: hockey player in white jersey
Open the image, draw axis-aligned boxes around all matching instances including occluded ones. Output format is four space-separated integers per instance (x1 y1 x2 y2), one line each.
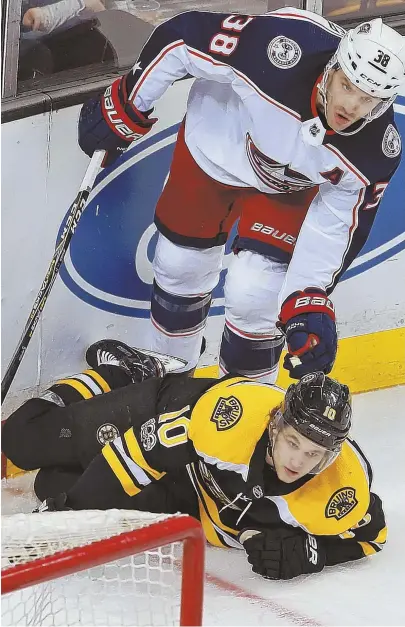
79 9 405 382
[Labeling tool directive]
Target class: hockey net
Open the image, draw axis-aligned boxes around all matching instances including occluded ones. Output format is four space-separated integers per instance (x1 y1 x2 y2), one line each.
1 509 205 626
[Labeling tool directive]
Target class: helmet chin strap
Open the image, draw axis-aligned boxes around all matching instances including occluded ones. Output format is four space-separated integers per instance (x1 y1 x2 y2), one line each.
318 58 394 136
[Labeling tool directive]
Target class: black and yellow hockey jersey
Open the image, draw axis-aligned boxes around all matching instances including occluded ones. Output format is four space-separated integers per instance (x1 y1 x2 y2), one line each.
100 375 386 564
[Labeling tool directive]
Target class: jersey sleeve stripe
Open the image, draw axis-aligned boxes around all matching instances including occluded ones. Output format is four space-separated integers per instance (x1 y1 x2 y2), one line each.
83 369 111 393
327 188 364 291
124 429 166 481
129 40 184 102
358 540 380 556
102 443 142 496
112 437 156 486
325 144 370 186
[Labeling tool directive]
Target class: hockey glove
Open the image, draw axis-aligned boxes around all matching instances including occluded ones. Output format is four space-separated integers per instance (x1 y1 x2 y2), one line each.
79 76 157 167
239 527 325 580
277 288 337 379
33 492 72 513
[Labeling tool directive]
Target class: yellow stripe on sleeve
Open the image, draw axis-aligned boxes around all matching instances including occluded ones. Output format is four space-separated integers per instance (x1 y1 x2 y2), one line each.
374 526 388 544
56 378 93 399
358 541 378 556
124 429 165 481
84 369 111 393
102 443 141 497
197 500 223 547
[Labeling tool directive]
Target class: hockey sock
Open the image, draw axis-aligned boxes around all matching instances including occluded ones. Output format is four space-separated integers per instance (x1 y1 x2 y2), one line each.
219 321 285 383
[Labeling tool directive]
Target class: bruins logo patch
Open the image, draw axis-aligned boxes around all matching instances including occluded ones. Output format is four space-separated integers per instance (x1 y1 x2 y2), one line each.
97 423 119 445
326 487 358 520
211 396 243 431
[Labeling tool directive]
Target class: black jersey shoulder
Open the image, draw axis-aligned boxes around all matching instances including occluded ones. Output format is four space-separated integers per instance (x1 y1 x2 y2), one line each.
325 108 401 184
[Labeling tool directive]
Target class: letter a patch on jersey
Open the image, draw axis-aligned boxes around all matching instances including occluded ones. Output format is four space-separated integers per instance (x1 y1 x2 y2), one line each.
210 396 243 431
325 487 358 520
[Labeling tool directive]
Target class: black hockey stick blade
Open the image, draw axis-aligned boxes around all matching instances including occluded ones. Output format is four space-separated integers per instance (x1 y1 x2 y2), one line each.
1 150 105 404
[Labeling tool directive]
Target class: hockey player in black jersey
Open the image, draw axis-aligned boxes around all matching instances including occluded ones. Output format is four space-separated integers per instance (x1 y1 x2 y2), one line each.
2 340 387 581
78 9 405 384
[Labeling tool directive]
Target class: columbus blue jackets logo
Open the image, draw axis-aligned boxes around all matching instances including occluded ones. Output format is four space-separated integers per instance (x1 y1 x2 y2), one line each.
246 133 314 192
326 487 358 520
211 396 243 431
267 36 302 69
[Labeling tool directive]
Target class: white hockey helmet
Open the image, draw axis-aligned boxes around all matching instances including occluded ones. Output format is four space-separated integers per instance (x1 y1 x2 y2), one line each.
337 19 405 99
319 19 405 133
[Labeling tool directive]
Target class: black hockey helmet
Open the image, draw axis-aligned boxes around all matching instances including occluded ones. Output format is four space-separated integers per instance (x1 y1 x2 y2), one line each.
281 372 352 452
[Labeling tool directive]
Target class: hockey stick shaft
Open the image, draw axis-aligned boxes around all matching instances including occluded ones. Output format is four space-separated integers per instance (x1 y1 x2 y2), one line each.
1 150 105 403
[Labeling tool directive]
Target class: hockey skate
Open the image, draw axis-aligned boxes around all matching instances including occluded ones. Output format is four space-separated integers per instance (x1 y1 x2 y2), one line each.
85 339 188 384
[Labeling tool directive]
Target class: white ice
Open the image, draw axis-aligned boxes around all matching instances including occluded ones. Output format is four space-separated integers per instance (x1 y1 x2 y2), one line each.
2 385 405 626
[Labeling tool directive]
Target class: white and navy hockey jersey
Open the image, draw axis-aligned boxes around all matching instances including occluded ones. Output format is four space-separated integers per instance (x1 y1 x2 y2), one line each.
124 8 402 298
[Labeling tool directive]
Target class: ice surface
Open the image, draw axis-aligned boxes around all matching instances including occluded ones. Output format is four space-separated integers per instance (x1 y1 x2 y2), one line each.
2 386 405 625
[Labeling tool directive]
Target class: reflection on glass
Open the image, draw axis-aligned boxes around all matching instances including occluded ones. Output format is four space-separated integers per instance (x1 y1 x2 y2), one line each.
323 0 405 20
17 0 163 86
127 0 160 10
15 0 405 89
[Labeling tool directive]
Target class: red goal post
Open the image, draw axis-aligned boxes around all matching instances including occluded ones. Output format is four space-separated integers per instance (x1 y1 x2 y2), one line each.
2 511 205 626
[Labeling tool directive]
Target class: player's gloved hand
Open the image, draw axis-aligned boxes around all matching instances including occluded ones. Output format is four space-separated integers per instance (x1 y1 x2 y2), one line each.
277 288 337 379
239 527 326 580
33 492 72 513
78 76 158 167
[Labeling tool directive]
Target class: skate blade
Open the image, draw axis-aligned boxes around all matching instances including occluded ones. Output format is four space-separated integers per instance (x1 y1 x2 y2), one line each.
139 349 188 373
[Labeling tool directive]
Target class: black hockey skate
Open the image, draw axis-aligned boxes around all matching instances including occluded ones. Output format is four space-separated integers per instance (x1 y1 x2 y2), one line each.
85 339 188 383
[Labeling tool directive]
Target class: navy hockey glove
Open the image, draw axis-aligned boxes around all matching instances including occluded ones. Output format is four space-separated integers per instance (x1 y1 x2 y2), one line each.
33 493 72 513
79 76 157 167
277 288 337 379
239 528 325 580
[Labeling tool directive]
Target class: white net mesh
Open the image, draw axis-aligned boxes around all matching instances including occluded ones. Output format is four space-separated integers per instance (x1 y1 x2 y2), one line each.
1 510 190 626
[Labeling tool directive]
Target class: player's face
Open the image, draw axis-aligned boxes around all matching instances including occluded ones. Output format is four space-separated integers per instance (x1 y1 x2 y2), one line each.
270 425 327 483
324 69 382 131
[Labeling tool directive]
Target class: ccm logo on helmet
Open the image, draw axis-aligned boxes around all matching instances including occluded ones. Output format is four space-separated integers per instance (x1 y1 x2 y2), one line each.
295 296 335 312
360 73 381 86
103 86 143 141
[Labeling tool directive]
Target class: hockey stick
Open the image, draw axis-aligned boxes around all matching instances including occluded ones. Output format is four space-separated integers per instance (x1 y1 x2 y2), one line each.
1 150 106 403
